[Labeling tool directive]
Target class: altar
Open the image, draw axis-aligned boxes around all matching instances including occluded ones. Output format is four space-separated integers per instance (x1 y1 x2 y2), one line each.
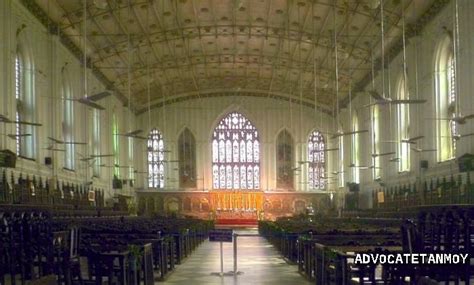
209 191 263 211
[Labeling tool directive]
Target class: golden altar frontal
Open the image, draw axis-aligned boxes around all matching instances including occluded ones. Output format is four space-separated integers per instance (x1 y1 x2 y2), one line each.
209 191 263 211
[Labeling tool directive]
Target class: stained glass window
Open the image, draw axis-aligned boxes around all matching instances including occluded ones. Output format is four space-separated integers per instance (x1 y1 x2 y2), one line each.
308 131 326 190
178 128 196 188
212 112 260 190
276 130 294 189
148 128 164 188
15 54 22 156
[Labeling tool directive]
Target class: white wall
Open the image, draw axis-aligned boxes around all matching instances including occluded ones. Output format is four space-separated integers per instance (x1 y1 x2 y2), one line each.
342 0 474 208
136 96 335 192
0 0 137 200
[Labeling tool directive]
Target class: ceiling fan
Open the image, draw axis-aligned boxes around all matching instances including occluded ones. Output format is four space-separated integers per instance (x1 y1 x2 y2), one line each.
411 147 436 153
382 135 425 145
116 129 147 140
371 152 396 157
429 114 474 125
79 153 114 161
162 160 179 163
43 145 65 152
311 148 339 153
45 91 110 111
4 133 31 140
330 130 368 139
48 137 86 145
0 114 42 126
363 91 426 107
450 133 474 141
145 146 171 153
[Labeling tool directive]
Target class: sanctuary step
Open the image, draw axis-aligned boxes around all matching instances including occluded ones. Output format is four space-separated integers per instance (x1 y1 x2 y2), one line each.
216 218 258 226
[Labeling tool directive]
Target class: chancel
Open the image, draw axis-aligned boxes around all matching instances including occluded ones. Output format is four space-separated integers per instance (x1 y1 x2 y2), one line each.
1 0 474 284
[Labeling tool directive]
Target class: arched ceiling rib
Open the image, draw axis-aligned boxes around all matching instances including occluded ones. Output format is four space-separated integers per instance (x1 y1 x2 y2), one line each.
29 0 441 113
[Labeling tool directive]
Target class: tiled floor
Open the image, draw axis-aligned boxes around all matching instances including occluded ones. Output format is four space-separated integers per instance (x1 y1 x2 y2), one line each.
164 228 312 285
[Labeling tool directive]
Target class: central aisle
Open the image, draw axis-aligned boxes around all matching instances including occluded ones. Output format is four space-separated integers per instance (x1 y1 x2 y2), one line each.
164 229 312 285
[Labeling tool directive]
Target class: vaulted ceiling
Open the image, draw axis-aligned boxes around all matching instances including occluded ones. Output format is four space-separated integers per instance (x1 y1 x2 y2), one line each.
29 0 442 114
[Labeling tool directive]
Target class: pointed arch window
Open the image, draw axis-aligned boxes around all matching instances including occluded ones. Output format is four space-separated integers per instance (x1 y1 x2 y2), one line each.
276 130 294 189
62 73 74 170
435 36 456 161
397 76 410 171
352 114 360 183
92 110 101 177
212 112 260 190
128 137 134 182
178 128 196 188
338 135 345 187
113 114 120 177
308 130 326 190
15 50 35 158
371 105 381 178
148 128 164 188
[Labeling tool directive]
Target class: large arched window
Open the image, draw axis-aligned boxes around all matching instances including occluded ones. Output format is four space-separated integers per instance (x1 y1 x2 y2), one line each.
276 130 294 189
15 50 35 158
148 128 164 188
178 128 196 188
397 76 410 171
62 72 74 170
435 36 456 161
212 112 260 190
308 130 325 190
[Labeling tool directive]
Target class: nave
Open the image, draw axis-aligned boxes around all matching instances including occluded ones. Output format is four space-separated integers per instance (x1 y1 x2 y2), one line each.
3 0 474 284
165 229 311 285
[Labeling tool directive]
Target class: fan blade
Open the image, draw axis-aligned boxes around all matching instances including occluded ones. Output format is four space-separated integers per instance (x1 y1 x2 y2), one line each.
125 129 143 136
13 121 42 126
48 137 64 144
463 114 474 120
312 148 339 153
7 134 31 139
43 147 65 152
90 154 114 158
407 135 424 141
131 135 148 140
390 99 427 104
372 152 396 157
77 98 106 110
87 90 112 101
331 130 368 139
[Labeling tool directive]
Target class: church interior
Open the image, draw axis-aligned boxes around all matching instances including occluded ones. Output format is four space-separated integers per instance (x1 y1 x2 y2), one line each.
1 0 474 284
